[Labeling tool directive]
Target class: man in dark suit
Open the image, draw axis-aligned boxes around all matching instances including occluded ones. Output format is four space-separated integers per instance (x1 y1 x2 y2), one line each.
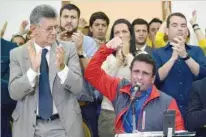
1 38 17 137
132 18 153 55
185 78 206 137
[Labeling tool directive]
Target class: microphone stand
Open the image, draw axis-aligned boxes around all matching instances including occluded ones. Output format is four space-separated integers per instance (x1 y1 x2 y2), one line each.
118 83 140 135
132 99 137 133
132 85 140 133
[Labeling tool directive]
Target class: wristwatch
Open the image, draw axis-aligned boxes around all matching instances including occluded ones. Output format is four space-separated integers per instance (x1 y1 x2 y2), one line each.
78 51 87 59
182 53 191 61
78 54 85 58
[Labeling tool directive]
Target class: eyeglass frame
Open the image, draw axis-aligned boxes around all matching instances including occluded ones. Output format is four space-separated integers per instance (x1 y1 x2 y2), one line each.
36 24 60 34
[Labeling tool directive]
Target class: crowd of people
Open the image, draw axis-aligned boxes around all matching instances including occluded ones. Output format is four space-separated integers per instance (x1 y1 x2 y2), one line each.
1 3 206 137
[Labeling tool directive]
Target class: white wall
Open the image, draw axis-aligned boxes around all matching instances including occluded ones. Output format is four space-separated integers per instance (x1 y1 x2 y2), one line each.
0 1 61 40
171 1 206 45
0 0 162 41
1 1 205 43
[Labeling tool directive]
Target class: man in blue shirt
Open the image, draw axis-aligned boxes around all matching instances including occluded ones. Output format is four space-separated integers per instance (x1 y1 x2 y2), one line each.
152 12 206 116
58 4 100 137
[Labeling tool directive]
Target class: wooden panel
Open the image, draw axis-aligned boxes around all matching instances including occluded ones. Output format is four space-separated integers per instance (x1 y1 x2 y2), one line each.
162 1 172 21
62 1 70 7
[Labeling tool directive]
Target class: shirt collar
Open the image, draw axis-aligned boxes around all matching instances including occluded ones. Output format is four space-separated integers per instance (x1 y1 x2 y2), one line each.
140 44 147 51
131 85 152 98
136 44 147 51
140 86 152 98
34 41 51 54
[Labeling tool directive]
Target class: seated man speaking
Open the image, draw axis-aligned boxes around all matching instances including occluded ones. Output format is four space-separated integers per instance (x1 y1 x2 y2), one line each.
85 37 185 133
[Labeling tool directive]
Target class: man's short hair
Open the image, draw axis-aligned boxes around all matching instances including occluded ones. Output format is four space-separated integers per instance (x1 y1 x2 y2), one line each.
89 11 110 27
132 18 149 32
149 18 162 29
60 4 80 18
166 12 187 28
130 54 156 76
30 4 57 25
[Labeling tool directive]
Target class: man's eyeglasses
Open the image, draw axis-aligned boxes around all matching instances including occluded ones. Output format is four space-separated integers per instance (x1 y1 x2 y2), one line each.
37 25 60 33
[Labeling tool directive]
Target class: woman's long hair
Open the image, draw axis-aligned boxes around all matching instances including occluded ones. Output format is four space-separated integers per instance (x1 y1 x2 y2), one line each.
109 18 136 56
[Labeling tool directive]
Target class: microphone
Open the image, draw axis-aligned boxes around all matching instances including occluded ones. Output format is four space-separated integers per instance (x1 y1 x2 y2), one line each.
131 82 141 133
131 82 141 100
119 82 141 134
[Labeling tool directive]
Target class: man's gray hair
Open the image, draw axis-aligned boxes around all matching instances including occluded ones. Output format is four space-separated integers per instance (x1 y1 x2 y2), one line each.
30 4 57 25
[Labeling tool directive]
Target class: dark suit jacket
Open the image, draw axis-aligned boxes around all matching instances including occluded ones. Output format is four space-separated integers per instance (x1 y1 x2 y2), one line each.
145 45 153 55
1 38 17 137
185 78 206 137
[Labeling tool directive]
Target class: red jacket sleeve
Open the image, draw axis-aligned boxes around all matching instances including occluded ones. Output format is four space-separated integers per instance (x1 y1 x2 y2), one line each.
84 45 120 101
168 99 185 131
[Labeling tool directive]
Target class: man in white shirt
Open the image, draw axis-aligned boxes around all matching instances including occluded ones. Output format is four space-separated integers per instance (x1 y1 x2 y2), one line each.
9 4 84 137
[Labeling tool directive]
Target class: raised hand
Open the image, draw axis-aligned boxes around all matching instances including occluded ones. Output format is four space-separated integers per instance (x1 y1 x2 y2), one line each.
106 37 123 50
71 30 84 51
59 30 69 41
171 36 187 58
116 48 125 63
79 18 87 28
27 40 42 72
190 10 197 25
55 45 65 71
0 21 8 38
171 48 179 61
19 20 29 33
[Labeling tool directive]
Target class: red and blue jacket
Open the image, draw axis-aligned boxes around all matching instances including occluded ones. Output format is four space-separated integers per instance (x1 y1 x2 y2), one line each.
85 45 185 133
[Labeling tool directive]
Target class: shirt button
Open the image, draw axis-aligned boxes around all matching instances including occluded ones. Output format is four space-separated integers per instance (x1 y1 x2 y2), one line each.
179 82 183 85
180 94 183 97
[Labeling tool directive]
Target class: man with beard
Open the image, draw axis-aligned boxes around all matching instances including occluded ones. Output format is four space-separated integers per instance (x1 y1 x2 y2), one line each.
59 4 97 61
152 12 206 117
132 18 153 55
59 4 100 137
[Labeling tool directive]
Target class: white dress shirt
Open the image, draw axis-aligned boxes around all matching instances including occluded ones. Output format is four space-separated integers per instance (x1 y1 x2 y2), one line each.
136 44 149 55
140 44 147 51
26 42 69 115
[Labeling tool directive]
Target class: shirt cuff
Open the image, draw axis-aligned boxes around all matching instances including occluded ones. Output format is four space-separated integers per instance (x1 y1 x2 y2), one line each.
27 68 39 87
58 65 69 84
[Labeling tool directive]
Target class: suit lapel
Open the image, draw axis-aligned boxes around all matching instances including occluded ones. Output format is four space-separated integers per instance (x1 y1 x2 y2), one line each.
49 42 58 91
145 46 149 53
145 45 152 55
23 44 33 71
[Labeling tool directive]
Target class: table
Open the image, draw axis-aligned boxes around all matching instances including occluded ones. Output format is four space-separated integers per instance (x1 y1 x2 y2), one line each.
115 131 196 137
